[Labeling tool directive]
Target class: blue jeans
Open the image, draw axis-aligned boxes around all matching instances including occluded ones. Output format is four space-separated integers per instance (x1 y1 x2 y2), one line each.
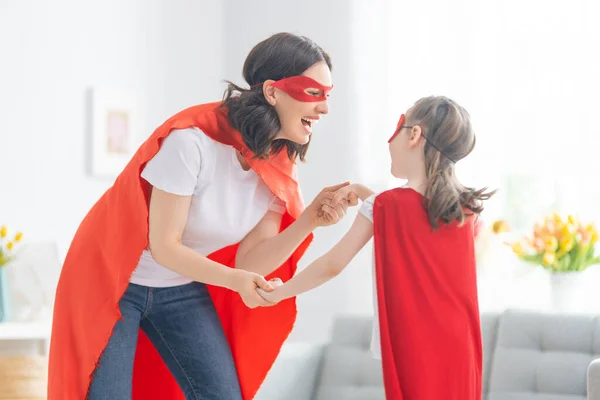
87 282 242 400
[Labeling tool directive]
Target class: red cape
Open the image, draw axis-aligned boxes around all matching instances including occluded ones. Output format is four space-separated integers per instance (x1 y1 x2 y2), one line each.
48 102 312 400
372 188 482 400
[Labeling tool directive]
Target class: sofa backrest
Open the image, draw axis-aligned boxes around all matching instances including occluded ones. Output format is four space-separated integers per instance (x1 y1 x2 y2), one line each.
316 310 600 400
485 309 600 400
317 314 500 400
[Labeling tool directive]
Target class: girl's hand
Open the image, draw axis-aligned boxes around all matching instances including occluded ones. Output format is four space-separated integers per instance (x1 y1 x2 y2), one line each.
231 270 275 308
303 182 353 228
322 184 359 215
256 278 285 304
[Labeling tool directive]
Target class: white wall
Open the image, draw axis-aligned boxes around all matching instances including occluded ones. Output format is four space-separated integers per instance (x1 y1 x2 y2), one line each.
0 0 223 256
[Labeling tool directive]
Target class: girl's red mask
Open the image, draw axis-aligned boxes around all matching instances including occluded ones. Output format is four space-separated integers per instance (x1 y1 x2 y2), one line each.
388 114 411 143
270 76 333 102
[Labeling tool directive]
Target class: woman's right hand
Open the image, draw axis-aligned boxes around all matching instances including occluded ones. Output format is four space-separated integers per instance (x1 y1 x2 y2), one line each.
230 269 275 308
327 183 359 207
303 182 358 228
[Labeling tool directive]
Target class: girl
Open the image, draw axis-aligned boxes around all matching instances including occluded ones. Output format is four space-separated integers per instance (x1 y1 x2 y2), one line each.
258 96 495 400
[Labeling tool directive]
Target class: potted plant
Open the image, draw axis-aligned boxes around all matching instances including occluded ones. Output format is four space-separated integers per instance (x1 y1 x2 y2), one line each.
510 213 599 312
0 225 24 322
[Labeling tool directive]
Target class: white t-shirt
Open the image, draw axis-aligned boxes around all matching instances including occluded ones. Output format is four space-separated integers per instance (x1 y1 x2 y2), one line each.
130 127 286 287
358 193 381 359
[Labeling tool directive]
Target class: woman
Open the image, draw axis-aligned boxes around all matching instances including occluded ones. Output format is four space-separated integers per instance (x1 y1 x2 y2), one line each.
48 32 355 400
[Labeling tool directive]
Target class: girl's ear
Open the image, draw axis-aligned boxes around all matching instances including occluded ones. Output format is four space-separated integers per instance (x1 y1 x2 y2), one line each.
408 125 423 148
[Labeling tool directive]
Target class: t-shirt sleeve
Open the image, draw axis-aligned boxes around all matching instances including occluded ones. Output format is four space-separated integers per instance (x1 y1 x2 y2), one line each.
141 128 202 196
358 194 377 223
268 196 286 214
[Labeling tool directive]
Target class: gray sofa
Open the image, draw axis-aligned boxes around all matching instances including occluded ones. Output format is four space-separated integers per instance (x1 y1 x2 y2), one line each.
256 310 600 400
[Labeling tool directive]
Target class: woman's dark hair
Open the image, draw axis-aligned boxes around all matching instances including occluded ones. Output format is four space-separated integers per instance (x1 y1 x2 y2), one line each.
222 32 331 162
407 96 496 229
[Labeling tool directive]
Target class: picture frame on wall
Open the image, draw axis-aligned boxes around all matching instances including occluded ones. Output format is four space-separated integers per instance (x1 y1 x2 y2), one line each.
85 87 140 177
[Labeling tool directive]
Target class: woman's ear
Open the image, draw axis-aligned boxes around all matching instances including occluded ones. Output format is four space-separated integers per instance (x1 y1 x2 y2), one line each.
262 80 277 106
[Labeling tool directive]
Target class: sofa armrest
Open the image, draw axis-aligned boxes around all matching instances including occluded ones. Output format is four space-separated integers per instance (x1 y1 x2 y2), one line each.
588 358 600 400
255 342 326 400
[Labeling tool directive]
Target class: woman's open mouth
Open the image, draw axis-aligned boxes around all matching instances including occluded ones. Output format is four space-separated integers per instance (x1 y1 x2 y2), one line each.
301 117 319 134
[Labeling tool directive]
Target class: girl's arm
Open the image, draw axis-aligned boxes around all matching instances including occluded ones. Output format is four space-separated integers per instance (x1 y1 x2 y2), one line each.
258 212 374 302
346 183 375 201
235 182 357 276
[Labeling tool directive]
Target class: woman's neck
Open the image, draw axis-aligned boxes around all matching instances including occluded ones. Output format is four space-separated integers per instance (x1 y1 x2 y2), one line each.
235 149 251 171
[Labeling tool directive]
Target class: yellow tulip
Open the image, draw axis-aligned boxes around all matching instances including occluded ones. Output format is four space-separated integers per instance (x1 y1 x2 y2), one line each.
512 242 525 257
543 252 556 266
6 241 13 251
545 236 558 252
560 236 574 253
552 213 561 223
587 224 597 240
585 224 597 236
492 220 510 234
0 226 6 238
14 232 23 242
592 231 599 244
568 215 576 225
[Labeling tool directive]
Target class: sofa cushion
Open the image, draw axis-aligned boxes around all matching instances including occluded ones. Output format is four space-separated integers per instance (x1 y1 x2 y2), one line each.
255 343 326 400
481 312 501 399
487 309 600 400
314 316 385 400
315 313 504 400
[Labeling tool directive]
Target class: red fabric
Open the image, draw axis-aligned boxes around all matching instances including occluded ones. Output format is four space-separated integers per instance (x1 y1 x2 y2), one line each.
372 188 482 400
388 114 407 143
48 102 312 400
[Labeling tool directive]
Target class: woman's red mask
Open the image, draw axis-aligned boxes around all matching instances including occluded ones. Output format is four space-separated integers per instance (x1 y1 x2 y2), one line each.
270 76 333 102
